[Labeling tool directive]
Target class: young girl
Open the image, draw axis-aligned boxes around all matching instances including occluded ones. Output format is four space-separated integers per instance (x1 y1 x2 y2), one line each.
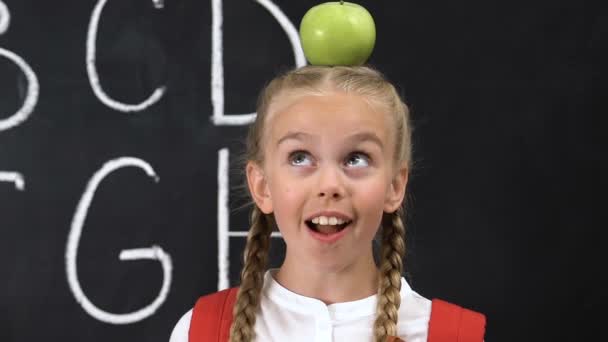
170 65 486 342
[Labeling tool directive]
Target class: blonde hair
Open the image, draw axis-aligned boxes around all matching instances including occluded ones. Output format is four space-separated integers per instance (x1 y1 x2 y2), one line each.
230 66 412 342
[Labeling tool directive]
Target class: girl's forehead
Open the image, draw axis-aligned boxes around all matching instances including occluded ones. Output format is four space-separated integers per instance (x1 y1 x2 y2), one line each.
265 91 394 147
268 90 383 122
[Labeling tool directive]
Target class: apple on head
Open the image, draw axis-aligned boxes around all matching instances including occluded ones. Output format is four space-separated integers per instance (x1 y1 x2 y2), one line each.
299 1 376 66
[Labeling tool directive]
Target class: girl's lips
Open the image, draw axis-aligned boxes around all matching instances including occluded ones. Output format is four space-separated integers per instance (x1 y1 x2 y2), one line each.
306 222 351 243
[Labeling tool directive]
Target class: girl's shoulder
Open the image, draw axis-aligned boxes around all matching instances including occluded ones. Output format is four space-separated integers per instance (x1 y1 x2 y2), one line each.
399 284 486 341
169 309 191 342
398 280 433 322
169 288 238 342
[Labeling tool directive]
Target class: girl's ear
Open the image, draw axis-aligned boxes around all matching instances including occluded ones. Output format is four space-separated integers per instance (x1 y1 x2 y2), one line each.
246 161 273 214
384 164 409 213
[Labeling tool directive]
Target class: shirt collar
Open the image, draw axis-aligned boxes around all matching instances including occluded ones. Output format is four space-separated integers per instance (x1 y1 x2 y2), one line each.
262 269 413 321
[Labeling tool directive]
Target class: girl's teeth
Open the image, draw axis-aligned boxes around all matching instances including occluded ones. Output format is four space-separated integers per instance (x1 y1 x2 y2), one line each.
309 216 349 226
319 216 328 225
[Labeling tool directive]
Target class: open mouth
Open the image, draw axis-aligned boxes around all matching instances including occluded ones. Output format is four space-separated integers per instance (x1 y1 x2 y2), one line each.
305 219 352 235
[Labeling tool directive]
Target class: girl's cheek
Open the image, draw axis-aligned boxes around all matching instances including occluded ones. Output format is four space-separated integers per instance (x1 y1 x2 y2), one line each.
355 178 389 201
280 181 307 200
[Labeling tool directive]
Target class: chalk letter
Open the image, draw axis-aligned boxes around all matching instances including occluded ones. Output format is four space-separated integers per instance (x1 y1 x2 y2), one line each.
0 1 39 132
65 157 173 324
211 0 306 126
217 148 230 290
86 0 166 112
0 171 24 190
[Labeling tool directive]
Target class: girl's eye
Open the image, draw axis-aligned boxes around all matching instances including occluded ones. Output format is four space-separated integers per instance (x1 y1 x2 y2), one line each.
289 151 313 166
345 152 370 168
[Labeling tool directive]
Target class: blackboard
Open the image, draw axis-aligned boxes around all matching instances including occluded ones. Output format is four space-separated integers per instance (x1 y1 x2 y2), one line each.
0 0 604 341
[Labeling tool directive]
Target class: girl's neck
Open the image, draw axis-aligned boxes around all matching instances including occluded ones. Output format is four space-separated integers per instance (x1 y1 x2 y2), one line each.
273 252 379 305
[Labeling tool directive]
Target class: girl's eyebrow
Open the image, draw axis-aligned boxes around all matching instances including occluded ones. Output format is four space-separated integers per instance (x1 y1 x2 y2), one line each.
346 132 384 149
276 131 384 149
276 131 315 146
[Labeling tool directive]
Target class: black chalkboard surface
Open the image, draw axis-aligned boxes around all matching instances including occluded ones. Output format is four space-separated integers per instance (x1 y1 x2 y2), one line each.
0 0 603 341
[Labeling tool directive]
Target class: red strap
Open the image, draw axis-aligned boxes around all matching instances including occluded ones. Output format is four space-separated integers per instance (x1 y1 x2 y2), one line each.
428 299 486 342
188 287 238 342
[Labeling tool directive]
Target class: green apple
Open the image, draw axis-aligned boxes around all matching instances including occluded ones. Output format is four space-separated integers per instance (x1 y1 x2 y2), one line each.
299 1 376 66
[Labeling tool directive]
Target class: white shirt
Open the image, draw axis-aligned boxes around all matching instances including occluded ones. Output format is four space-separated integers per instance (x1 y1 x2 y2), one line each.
169 270 431 342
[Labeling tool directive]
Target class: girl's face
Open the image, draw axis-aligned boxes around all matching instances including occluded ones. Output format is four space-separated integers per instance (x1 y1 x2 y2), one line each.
247 91 408 272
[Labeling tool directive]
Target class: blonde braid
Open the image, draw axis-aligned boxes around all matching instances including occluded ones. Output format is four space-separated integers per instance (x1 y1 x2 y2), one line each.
229 206 273 342
373 208 406 342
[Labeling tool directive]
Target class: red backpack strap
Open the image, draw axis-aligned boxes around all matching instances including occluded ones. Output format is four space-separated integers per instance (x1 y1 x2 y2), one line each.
188 287 239 342
428 299 486 342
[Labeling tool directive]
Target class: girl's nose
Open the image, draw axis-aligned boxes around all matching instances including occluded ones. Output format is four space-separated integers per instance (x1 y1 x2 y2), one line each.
317 165 346 200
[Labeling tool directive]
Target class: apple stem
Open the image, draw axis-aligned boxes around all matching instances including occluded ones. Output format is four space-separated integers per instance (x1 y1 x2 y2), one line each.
340 0 344 4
